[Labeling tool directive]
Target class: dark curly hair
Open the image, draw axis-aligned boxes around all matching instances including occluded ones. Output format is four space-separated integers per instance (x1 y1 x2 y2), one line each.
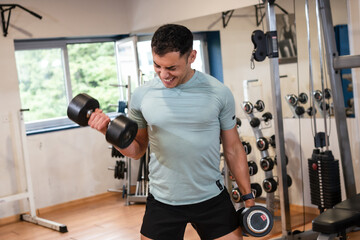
151 24 193 57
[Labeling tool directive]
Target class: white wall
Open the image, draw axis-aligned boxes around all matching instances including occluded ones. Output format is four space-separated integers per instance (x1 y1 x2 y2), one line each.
0 0 131 218
1 0 358 220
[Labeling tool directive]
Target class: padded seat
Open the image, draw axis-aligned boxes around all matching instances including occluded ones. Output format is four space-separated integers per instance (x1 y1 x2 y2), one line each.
335 193 360 212
312 208 360 234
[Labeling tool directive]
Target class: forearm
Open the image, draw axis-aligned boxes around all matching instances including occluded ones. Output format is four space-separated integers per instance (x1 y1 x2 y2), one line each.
114 137 147 160
224 143 255 207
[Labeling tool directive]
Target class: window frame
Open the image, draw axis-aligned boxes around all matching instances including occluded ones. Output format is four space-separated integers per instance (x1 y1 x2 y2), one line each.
14 35 127 135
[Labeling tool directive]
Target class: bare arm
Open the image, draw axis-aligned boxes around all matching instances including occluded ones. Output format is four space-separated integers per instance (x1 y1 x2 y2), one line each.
221 126 255 208
88 109 149 160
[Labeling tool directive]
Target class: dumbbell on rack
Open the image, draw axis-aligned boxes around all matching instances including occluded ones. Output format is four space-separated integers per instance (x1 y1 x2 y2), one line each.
236 117 242 128
108 160 127 179
262 175 292 193
260 157 274 172
67 93 138 149
242 141 252 155
256 137 269 151
229 161 257 181
231 183 263 203
274 154 289 166
243 100 265 114
249 112 273 128
285 94 306 117
248 160 258 176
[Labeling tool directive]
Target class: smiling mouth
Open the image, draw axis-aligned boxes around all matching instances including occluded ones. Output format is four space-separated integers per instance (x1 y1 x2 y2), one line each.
163 77 175 82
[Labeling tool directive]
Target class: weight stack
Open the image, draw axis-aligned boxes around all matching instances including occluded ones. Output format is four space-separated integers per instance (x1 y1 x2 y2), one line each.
308 150 341 210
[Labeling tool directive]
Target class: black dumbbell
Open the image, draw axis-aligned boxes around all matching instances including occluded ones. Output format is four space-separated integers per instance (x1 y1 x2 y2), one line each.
319 102 330 111
260 157 274 172
256 137 269 151
306 106 317 116
262 112 272 122
250 112 272 128
67 93 138 149
236 117 242 128
269 135 275 148
313 90 323 102
243 100 265 114
274 154 288 166
243 101 254 114
113 160 126 179
254 100 265 112
251 183 263 198
263 175 292 193
242 141 252 155
324 88 331 99
294 106 305 116
286 94 298 106
248 160 258 176
250 117 261 128
237 205 274 237
111 146 124 158
298 92 308 104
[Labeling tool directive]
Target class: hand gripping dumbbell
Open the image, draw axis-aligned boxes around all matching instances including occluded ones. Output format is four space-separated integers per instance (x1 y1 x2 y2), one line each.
262 175 292 193
231 183 262 203
67 93 138 149
237 205 274 237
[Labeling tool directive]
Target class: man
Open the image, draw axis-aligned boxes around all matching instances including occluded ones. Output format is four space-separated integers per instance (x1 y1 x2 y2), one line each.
89 24 254 240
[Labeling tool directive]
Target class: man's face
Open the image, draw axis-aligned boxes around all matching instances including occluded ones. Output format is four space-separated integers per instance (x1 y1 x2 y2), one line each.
152 50 196 88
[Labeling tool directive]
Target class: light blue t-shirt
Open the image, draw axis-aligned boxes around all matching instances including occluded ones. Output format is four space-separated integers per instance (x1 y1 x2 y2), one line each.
129 70 236 205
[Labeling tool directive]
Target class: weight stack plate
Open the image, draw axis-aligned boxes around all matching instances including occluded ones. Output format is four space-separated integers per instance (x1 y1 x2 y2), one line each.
308 150 341 209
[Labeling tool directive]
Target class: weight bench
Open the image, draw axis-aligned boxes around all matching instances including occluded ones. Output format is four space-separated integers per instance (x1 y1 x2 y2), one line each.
312 193 360 240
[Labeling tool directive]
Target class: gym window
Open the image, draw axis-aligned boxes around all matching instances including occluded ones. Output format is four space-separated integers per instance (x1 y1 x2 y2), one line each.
14 33 212 135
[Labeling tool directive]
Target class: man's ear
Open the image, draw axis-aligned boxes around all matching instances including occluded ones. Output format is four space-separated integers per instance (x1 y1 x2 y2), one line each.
188 50 197 64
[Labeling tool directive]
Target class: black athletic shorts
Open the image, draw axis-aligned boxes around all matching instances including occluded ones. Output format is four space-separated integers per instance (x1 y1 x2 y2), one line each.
140 189 239 240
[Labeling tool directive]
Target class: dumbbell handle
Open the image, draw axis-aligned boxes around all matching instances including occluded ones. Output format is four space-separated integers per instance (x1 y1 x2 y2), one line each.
86 109 94 119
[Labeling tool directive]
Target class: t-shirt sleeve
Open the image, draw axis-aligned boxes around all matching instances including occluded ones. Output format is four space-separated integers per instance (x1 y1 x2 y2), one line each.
128 88 147 129
219 86 236 130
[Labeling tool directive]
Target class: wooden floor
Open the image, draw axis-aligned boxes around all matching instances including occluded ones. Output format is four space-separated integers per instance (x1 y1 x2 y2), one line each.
0 193 359 240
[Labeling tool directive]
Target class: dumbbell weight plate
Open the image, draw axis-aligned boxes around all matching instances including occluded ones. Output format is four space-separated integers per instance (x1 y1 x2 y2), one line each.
248 161 258 176
255 100 265 112
106 115 138 149
263 178 277 193
67 93 100 126
250 183 263 198
242 141 252 155
260 157 274 171
256 137 269 151
238 206 274 237
243 102 254 114
231 188 241 203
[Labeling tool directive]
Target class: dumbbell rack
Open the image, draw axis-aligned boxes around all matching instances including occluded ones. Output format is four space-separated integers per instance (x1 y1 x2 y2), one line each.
108 149 149 205
242 104 275 214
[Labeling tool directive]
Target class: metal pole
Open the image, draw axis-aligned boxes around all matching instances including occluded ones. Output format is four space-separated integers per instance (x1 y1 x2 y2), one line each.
264 0 292 236
318 0 357 198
